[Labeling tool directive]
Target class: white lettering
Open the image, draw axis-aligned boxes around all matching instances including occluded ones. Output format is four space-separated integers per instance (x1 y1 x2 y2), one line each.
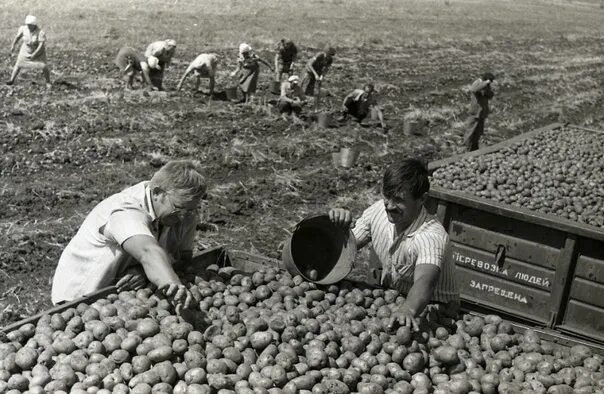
469 280 529 304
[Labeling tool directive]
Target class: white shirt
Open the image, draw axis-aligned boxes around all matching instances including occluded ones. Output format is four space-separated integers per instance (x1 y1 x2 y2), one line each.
51 181 196 304
353 201 459 303
188 54 218 76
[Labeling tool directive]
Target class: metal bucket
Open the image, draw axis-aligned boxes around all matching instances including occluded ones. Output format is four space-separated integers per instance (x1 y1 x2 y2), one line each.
332 147 360 168
317 112 331 128
340 147 360 168
282 215 356 284
404 119 425 136
270 80 281 95
226 86 238 101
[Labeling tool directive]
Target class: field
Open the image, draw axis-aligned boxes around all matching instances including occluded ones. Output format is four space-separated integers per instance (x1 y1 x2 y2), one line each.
1 0 604 326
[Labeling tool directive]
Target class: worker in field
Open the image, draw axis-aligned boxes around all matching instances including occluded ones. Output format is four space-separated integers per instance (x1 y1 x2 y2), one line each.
463 72 496 151
329 159 459 330
51 160 207 310
278 75 307 123
230 43 273 103
144 39 177 90
302 46 335 96
338 83 387 129
177 53 218 95
114 47 161 90
7 15 51 89
274 39 298 81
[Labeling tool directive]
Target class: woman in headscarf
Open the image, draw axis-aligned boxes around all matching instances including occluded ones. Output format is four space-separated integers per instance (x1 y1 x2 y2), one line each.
7 15 51 88
230 43 273 103
114 47 162 90
274 39 298 82
278 75 306 123
144 39 176 90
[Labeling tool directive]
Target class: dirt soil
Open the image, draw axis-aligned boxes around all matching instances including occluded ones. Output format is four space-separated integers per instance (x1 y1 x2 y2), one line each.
1 33 604 325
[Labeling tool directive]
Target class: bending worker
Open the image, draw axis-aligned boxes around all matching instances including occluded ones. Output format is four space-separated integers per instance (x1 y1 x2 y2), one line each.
338 83 386 128
463 72 496 152
278 75 306 123
302 46 335 96
177 53 218 95
51 160 207 309
115 47 161 90
329 159 459 330
144 39 177 90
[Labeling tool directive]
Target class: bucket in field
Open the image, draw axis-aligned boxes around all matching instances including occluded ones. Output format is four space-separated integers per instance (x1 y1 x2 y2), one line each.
282 215 356 284
331 152 341 167
317 112 331 128
403 118 426 136
225 86 238 101
270 80 281 95
339 147 360 168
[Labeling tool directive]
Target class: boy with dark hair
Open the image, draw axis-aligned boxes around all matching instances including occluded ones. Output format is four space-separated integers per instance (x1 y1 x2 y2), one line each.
329 159 459 330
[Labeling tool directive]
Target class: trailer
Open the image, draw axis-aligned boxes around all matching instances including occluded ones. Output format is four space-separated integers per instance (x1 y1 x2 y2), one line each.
426 122 604 348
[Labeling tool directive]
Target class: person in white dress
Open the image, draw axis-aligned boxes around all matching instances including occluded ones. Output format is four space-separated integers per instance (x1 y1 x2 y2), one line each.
7 15 51 88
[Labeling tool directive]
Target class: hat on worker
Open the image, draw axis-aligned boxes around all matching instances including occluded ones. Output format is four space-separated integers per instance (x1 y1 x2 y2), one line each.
147 56 161 70
288 75 300 84
25 15 37 25
239 43 252 54
165 39 177 47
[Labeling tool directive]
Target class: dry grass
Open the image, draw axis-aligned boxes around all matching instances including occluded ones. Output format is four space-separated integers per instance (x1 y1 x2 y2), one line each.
2 0 604 54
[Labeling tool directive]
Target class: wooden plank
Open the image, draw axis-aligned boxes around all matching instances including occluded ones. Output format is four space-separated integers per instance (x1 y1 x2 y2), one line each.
568 124 604 135
430 187 604 242
183 245 230 275
1 286 116 333
428 122 563 171
450 242 555 290
574 254 604 281
548 235 577 327
560 300 604 343
457 266 551 323
568 278 604 307
229 250 282 270
448 220 562 269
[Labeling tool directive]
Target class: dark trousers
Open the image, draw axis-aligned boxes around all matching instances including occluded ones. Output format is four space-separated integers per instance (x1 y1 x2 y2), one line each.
463 116 485 152
343 98 368 122
149 68 164 90
278 99 302 115
302 72 318 96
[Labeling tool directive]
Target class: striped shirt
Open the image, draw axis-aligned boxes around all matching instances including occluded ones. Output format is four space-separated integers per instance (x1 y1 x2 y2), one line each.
352 201 459 303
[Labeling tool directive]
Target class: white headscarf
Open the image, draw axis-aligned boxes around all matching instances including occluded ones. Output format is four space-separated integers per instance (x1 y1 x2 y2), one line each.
25 15 37 26
147 56 161 70
239 43 252 54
